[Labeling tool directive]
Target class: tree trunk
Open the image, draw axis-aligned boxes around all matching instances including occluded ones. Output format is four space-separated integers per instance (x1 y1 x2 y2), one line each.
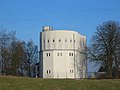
28 60 31 77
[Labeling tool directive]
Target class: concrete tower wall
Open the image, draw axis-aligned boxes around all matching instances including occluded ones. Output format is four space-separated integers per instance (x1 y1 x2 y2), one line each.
40 28 86 79
41 30 86 51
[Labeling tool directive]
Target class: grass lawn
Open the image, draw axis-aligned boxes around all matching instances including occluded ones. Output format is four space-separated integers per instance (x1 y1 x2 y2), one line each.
0 76 120 90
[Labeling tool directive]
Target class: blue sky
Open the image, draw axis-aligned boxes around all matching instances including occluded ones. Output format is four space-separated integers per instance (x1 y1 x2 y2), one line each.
0 0 120 71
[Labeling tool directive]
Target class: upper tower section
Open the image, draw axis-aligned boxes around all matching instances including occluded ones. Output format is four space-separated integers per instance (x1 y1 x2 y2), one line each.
40 26 86 51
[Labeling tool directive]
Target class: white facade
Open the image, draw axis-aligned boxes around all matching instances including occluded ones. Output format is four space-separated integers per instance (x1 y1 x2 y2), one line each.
39 26 87 79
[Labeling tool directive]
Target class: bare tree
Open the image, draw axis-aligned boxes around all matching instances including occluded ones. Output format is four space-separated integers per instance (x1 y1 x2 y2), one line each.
0 28 11 75
89 21 120 78
114 30 120 78
0 28 38 77
10 40 25 76
25 40 38 77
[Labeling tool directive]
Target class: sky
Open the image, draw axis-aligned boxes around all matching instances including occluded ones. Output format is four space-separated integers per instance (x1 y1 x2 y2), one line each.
0 0 120 72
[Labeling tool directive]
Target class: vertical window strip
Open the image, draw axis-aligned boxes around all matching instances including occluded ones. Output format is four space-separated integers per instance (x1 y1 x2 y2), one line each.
72 53 73 56
46 53 48 56
69 53 71 56
60 53 62 56
57 53 59 56
47 70 48 74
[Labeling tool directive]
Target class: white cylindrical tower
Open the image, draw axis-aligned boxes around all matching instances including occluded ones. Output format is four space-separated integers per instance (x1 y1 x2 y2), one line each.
39 26 87 79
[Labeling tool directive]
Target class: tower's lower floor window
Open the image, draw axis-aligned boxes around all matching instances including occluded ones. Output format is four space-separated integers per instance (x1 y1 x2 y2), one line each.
47 70 51 74
69 53 73 56
70 70 74 73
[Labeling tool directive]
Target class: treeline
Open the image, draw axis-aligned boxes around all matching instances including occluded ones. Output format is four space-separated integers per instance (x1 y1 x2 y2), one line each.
89 21 120 78
0 28 38 77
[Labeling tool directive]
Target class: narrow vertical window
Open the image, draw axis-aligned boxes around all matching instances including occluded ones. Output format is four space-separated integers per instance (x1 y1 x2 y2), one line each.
74 40 75 43
57 53 59 56
46 53 48 56
60 53 62 56
49 53 50 56
71 53 73 56
72 70 74 73
69 53 71 56
47 70 48 74
59 39 61 42
53 39 55 42
48 40 49 43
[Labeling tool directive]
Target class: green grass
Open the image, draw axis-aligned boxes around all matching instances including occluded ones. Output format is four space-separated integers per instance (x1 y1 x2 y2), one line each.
0 76 120 90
